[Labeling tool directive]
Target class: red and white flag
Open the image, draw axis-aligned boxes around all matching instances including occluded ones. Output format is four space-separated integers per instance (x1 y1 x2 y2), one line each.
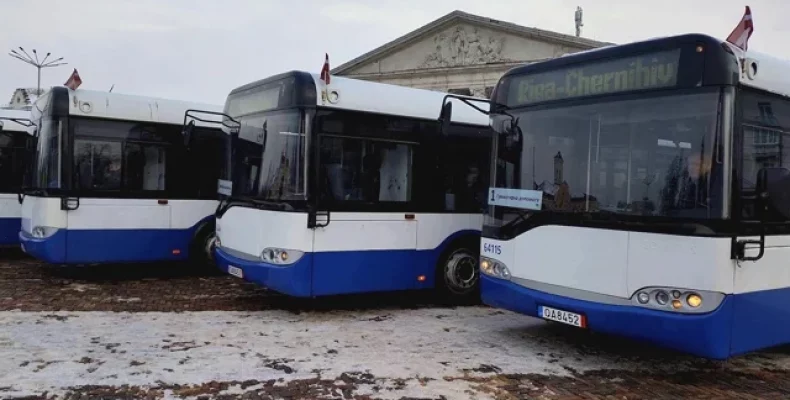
320 53 330 85
726 6 754 51
64 69 82 90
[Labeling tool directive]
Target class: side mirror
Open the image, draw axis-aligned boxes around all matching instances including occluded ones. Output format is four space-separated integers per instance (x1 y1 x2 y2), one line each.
0 121 4 132
757 167 790 219
182 120 195 147
438 102 453 136
500 117 523 156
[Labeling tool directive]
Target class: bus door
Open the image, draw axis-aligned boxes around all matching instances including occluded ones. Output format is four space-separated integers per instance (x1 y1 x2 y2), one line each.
312 135 418 296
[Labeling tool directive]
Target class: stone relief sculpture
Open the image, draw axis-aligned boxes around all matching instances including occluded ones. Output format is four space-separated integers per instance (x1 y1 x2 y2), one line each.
420 26 507 68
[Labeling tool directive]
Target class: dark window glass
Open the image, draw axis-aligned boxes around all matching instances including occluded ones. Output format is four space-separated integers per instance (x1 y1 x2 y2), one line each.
234 110 304 200
34 118 61 189
740 90 790 221
439 133 491 212
0 131 32 191
319 136 413 203
74 139 123 190
124 143 166 191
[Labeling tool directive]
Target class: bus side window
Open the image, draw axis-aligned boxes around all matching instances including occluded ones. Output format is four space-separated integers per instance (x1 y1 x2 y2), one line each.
319 135 413 204
739 90 790 221
441 134 490 213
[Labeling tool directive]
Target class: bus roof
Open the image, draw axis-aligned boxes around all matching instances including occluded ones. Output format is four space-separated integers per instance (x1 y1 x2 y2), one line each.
502 33 790 100
726 42 790 99
33 87 223 127
307 73 490 126
0 108 34 134
229 71 491 127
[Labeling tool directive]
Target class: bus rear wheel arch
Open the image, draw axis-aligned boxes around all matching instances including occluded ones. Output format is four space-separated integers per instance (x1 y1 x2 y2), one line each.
435 236 480 301
189 221 217 270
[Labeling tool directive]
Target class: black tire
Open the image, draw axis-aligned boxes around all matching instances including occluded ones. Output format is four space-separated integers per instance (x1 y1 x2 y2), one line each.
189 221 217 272
434 238 480 303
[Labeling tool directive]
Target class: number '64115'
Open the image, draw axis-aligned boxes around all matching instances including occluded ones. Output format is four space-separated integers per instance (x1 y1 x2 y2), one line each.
483 243 501 255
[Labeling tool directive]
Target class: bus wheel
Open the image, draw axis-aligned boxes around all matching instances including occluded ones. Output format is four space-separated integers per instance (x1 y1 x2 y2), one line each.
190 223 216 272
436 243 480 302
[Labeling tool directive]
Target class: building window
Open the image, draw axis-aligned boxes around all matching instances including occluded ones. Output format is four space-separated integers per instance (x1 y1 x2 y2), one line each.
448 88 472 96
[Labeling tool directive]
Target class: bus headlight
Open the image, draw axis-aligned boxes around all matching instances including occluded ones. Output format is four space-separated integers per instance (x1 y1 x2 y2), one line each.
31 226 59 239
260 247 304 265
480 257 511 280
631 286 723 314
686 294 702 308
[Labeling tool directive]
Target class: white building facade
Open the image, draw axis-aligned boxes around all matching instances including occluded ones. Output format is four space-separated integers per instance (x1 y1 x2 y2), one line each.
332 11 612 98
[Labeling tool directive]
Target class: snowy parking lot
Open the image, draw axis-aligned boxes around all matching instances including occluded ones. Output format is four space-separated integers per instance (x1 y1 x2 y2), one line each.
3 256 790 399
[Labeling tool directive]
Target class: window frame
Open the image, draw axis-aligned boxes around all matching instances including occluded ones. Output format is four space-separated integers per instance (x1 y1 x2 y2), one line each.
736 87 790 224
66 116 201 199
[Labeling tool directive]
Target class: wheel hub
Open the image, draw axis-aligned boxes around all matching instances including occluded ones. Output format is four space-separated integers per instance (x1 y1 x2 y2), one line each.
445 250 478 293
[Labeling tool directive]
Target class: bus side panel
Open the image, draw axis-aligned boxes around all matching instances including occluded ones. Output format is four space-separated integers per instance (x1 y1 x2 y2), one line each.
310 213 483 296
415 213 483 277
168 199 219 255
64 198 173 263
731 235 790 356
312 213 418 296
0 193 22 245
19 196 68 262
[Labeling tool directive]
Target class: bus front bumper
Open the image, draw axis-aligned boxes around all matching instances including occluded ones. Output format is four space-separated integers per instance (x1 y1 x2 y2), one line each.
481 275 734 359
19 230 66 264
215 247 313 297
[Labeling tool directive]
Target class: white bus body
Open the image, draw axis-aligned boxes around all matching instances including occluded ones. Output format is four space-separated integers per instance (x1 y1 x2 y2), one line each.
214 71 493 298
20 87 225 265
476 33 790 359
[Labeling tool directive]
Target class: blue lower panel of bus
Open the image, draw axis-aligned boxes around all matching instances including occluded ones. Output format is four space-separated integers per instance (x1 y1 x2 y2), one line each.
481 275 738 360
215 247 451 297
0 217 21 246
19 220 211 264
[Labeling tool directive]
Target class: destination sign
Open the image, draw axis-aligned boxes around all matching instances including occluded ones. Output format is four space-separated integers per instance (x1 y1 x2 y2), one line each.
227 85 282 117
507 49 682 106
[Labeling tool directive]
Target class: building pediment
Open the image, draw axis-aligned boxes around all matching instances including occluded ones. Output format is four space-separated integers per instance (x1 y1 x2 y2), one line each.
333 10 612 77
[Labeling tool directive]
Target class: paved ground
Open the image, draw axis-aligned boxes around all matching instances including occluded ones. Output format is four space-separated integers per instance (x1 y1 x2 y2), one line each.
2 249 790 399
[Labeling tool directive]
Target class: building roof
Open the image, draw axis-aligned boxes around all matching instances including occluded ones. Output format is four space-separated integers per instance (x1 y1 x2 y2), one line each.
6 87 42 110
331 10 613 75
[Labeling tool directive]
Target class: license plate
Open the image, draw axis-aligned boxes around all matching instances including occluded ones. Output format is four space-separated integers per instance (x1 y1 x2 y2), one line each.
538 305 586 328
227 265 243 279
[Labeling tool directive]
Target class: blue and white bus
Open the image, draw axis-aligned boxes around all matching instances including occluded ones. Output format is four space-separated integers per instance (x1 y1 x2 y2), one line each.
442 33 790 359
19 87 225 265
0 109 36 246
213 71 492 299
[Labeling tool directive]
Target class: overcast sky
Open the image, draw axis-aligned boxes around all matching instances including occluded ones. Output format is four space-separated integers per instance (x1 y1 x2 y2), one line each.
1 0 786 106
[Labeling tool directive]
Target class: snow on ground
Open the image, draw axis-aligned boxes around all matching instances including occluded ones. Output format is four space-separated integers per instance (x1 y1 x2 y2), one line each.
1 306 789 398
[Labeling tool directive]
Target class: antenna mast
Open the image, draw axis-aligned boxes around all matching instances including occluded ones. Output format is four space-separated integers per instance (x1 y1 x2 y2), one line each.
575 6 584 37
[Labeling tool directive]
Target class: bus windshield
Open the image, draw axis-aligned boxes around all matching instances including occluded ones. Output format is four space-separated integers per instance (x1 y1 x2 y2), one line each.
232 110 305 201
488 89 724 229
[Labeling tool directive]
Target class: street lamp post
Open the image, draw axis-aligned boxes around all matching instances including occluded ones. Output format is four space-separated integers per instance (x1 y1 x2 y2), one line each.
8 47 67 96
